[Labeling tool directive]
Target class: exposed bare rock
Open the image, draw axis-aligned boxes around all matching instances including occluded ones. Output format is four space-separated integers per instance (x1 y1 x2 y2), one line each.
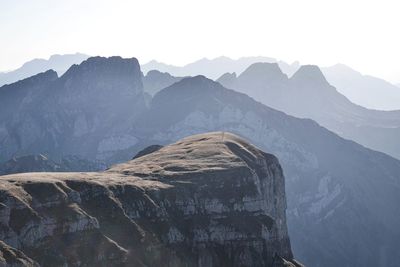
0 132 298 266
0 241 39 267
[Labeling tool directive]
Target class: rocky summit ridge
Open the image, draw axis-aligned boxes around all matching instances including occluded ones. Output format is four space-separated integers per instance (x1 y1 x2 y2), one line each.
0 132 301 267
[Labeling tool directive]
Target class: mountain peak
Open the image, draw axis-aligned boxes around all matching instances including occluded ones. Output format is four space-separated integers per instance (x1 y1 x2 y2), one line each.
152 75 221 104
61 56 141 82
146 69 173 78
216 72 237 88
171 75 217 88
238 62 288 82
291 65 329 85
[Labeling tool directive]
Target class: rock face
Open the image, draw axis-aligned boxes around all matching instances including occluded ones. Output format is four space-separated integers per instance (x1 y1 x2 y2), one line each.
0 132 299 267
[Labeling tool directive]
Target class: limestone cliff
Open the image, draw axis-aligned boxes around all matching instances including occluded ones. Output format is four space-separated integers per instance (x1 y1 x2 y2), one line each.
0 132 300 267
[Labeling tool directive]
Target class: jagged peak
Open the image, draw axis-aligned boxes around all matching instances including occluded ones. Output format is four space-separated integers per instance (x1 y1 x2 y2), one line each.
291 64 329 85
217 72 237 80
216 72 237 88
238 62 287 80
60 56 141 79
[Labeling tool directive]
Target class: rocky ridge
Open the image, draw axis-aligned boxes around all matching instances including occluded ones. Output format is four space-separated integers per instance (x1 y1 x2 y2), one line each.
0 132 300 267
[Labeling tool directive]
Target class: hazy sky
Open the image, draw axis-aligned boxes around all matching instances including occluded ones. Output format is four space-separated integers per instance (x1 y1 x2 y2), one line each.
1 0 399 83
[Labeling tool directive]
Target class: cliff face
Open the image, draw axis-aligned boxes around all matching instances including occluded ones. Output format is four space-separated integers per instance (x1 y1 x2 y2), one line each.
0 132 299 267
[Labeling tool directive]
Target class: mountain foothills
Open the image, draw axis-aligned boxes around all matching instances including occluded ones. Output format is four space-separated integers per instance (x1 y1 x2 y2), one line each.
1 56 400 266
0 132 301 267
217 63 400 160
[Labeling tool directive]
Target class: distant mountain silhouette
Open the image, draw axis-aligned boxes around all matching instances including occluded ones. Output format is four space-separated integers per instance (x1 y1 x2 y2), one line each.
141 56 300 80
142 69 184 95
0 53 89 86
322 63 400 110
143 56 400 110
218 63 400 160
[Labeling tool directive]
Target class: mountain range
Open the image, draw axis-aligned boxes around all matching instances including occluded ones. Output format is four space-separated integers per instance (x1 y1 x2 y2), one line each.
321 64 400 110
217 63 400 160
1 56 399 266
3 54 400 111
141 56 300 81
0 53 89 87
142 57 400 111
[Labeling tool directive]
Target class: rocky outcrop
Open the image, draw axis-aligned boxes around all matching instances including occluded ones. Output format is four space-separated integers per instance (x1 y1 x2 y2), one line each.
0 132 299 267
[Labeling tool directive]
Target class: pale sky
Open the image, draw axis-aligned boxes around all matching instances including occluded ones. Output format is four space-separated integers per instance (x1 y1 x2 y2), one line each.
1 0 399 83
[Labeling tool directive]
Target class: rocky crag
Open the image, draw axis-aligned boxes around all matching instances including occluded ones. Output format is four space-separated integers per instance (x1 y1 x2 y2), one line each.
0 132 301 267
